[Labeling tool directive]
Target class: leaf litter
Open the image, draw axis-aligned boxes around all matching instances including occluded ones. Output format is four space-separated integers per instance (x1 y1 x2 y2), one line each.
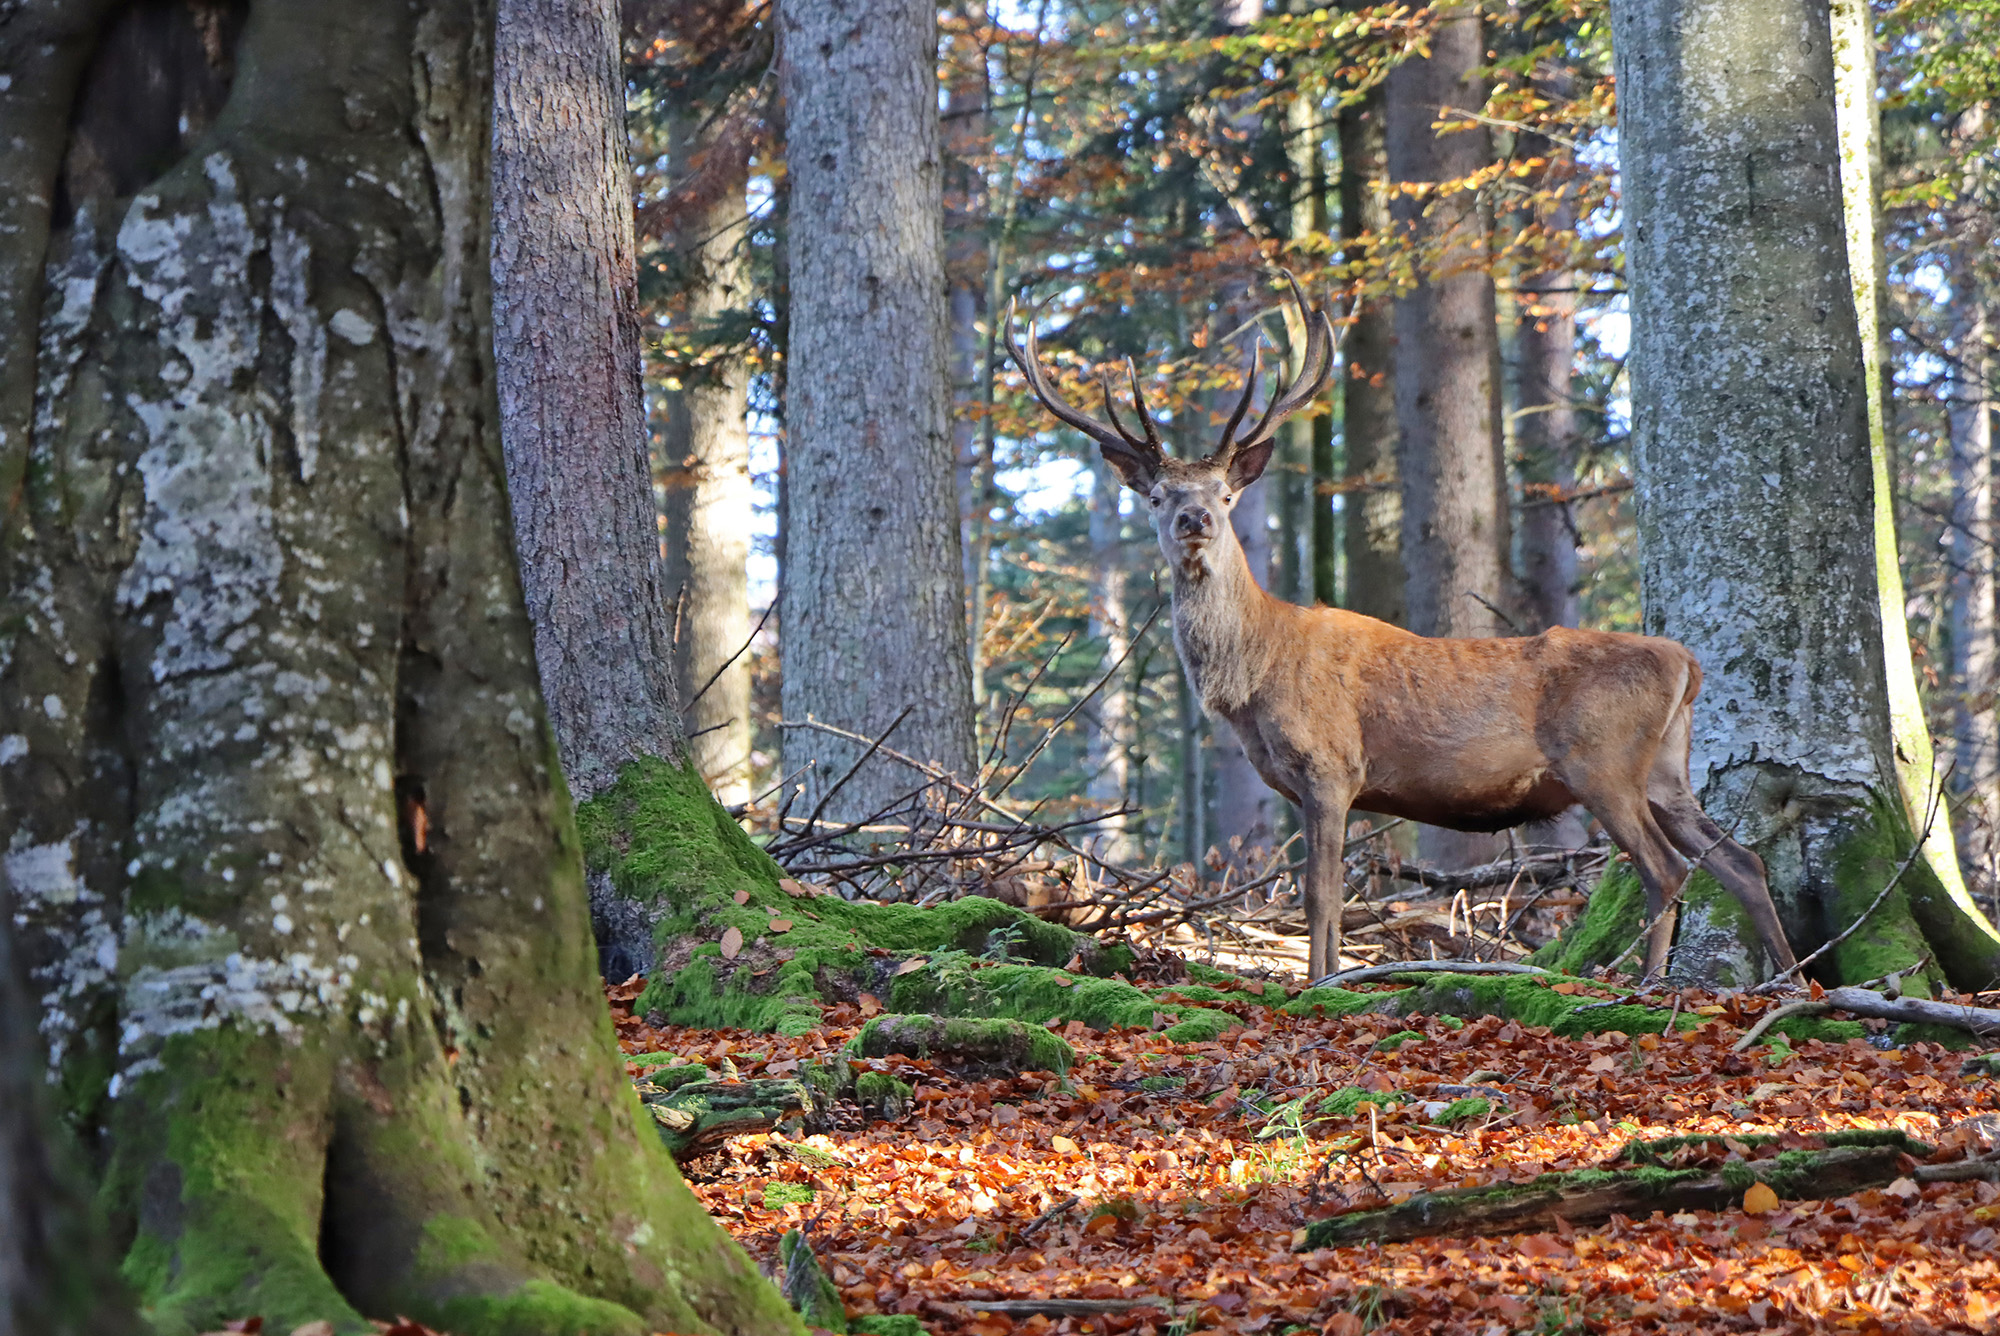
610 973 2000 1336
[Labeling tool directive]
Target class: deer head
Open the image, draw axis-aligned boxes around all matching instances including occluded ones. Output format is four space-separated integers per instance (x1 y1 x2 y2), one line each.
1006 273 1338 576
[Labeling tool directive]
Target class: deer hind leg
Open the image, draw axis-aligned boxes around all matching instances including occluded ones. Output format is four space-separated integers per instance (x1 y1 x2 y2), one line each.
1590 797 1688 979
1645 716 1800 973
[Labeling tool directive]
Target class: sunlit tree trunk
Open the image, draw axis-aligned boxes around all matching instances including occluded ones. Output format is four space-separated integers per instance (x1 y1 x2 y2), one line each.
1086 457 1133 861
1612 0 2000 988
0 2 802 1330
657 114 754 806
944 1 990 699
777 0 976 820
1949 273 1998 906
1336 73 1402 624
1386 0 1509 870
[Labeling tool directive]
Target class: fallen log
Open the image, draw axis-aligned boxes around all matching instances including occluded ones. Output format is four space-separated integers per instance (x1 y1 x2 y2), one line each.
1296 1131 1996 1249
640 1076 814 1160
1734 987 2000 1051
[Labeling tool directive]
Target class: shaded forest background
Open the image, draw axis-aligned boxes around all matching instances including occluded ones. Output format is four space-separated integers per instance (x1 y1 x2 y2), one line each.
627 0 2000 909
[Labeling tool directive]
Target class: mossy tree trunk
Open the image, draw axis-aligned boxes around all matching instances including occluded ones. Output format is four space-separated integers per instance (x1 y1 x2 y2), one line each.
0 3 799 1332
1608 0 2000 990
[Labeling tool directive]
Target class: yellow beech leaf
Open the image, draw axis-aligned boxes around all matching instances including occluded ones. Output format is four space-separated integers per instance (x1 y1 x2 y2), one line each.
1742 1182 1779 1215
1050 1135 1079 1155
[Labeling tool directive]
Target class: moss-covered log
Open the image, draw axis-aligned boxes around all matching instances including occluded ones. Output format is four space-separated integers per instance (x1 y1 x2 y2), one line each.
1299 1131 1932 1248
849 1015 1076 1077
639 1076 817 1161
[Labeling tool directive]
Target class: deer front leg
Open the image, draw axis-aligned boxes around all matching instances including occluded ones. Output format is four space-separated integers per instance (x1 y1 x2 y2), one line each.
1302 792 1353 983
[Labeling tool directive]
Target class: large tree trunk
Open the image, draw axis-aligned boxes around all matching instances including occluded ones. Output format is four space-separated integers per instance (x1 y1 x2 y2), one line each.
1609 0 2000 989
492 0 684 803
1385 0 1509 870
1336 75 1402 624
0 3 799 1331
1949 269 1998 905
777 0 976 821
658 113 755 806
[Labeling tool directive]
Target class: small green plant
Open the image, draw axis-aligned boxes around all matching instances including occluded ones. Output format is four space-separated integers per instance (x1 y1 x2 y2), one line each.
1372 1029 1424 1053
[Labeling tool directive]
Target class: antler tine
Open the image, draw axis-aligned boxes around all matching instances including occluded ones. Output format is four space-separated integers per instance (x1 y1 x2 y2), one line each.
1124 358 1166 453
1212 341 1262 464
1228 270 1338 454
1005 299 1150 456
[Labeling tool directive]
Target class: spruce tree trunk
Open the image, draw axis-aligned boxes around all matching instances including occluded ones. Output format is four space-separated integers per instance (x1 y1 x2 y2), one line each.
1385 0 1509 869
943 2 990 684
1086 457 1133 862
1336 78 1402 624
1610 0 2000 989
658 114 755 807
492 0 685 804
1949 275 1997 903
0 3 801 1331
1514 86 1581 635
777 0 976 820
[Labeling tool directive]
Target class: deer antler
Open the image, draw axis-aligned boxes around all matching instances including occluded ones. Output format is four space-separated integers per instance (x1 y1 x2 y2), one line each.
1005 300 1166 476
1207 271 1340 469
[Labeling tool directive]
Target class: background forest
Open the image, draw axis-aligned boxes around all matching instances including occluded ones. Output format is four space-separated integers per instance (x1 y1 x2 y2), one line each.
632 0 2000 917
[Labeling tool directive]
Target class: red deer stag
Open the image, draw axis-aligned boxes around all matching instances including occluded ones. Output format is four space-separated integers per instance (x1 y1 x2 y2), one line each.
1006 276 1799 983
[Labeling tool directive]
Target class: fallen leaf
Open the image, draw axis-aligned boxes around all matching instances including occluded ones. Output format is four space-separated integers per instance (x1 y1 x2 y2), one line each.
1551 981 1581 995
893 957 929 976
769 918 794 933
1884 1176 1921 1199
1743 1182 1779 1215
290 1324 336 1336
780 877 816 897
719 926 743 960
1587 1055 1618 1073
1050 1135 1080 1154
858 993 882 1017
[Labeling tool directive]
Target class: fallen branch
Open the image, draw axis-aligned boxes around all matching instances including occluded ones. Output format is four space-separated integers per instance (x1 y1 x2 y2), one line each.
1734 986 2000 1050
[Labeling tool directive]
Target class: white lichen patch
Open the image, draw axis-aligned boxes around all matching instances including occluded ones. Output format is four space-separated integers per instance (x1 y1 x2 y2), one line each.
3 836 82 906
0 734 26 765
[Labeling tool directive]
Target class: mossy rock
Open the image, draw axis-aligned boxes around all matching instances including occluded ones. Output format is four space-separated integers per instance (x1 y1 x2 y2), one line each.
1319 1086 1400 1116
848 1015 1075 1077
1372 1030 1424 1053
882 958 1235 1042
1963 1053 2000 1078
1430 1096 1491 1125
575 758 1131 1036
854 1072 913 1121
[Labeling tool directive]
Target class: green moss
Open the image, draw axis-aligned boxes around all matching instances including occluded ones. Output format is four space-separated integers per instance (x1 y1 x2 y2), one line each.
584 759 1128 1036
417 1216 498 1274
428 1279 646 1336
854 1072 913 1121
849 1015 1076 1075
1891 1023 1976 1050
1766 1015 1867 1045
853 1317 928 1336
1372 1030 1423 1053
1137 1075 1185 1093
766 1183 817 1209
1278 987 1384 1019
1318 1086 1400 1116
1826 794 1939 996
777 1229 847 1333
1365 972 1679 1038
1672 870 1763 987
882 960 1232 1041
1962 1053 2000 1078
1531 863 1646 976
1433 1097 1491 1125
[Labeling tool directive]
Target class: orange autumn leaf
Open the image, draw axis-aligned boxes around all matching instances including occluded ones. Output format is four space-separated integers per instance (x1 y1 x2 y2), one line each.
1743 1182 1779 1215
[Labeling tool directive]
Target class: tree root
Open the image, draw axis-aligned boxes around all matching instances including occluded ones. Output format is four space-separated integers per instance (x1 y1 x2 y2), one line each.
1298 1131 1998 1248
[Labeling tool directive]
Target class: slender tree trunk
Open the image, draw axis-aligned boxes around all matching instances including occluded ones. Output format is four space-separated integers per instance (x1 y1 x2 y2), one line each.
1830 0 1975 922
1213 461 1278 861
1284 66 1326 608
1386 0 1508 869
944 2 990 699
1949 276 1998 905
1086 457 1132 861
777 0 976 820
493 0 684 803
0 3 800 1330
1611 0 2000 989
1514 88 1581 634
658 115 754 806
1336 77 1401 623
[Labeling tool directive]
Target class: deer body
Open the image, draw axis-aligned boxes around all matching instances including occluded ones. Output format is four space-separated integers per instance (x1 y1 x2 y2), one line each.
1010 276 1800 983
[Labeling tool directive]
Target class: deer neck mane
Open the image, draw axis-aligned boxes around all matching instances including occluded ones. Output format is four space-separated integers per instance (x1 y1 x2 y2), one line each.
1169 533 1274 716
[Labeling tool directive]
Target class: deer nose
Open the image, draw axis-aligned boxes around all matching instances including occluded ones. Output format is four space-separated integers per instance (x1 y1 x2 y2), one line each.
1175 508 1213 538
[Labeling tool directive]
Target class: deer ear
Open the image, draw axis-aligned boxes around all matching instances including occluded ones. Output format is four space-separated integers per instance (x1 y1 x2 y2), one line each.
1100 442 1159 492
1225 438 1275 490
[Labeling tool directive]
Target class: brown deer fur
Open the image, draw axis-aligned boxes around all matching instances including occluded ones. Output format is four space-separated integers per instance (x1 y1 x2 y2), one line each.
1007 278 1799 983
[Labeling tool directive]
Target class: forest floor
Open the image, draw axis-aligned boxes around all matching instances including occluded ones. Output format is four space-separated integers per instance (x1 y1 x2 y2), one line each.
611 974 2000 1336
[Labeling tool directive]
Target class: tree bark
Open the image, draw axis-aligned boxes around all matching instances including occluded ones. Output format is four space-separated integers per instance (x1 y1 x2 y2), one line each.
943 2 990 696
777 0 976 821
1949 274 1997 904
1336 75 1402 624
1 2 800 1330
492 0 685 803
658 113 755 806
1086 457 1133 862
1610 0 2000 989
1514 89 1581 635
1385 1 1509 870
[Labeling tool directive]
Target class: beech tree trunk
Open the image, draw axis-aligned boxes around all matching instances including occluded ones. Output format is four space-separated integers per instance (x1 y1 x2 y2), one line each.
1949 273 1998 902
777 0 976 820
1336 12 1402 625
658 113 755 806
1086 457 1133 861
1610 0 2000 989
1385 0 1508 869
0 3 800 1331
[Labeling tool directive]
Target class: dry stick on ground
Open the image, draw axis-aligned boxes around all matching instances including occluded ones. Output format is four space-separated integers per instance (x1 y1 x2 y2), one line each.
1310 960 1552 989
1733 986 2000 1051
